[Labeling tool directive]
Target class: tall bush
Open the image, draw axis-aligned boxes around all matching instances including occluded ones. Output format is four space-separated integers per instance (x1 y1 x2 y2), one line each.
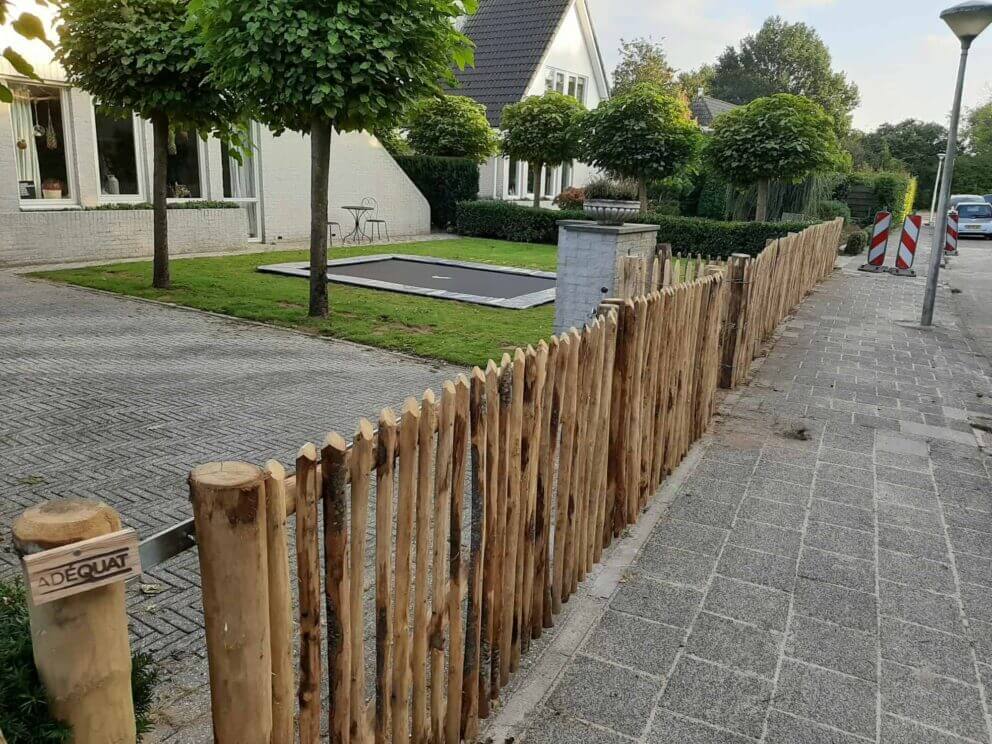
394 155 478 228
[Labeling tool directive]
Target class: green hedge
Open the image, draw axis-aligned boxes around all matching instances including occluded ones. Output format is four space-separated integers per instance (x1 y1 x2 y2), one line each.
84 200 241 210
394 155 479 228
454 200 812 258
836 172 917 226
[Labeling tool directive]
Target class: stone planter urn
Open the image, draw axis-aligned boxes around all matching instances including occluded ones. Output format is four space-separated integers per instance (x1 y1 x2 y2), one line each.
583 199 640 226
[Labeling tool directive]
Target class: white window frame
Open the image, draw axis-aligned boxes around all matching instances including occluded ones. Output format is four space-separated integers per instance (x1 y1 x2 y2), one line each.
219 123 263 242
6 79 80 211
543 67 589 105
91 105 147 204
165 129 209 204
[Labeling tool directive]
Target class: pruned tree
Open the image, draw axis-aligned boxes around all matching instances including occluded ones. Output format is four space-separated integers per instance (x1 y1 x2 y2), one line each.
580 83 702 211
194 0 475 317
706 93 839 221
58 0 245 289
406 95 499 163
501 92 586 208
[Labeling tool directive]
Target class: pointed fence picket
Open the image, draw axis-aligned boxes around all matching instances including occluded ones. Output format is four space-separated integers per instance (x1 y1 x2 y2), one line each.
188 218 844 744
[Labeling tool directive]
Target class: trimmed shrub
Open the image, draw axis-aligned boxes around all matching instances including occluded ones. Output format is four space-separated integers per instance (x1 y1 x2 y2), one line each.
454 200 811 257
84 200 241 210
835 172 916 226
816 199 851 222
844 229 869 255
554 187 585 210
0 579 159 743
394 155 479 228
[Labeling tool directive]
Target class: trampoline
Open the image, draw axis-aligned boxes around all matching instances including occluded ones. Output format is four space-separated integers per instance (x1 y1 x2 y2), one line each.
258 255 557 309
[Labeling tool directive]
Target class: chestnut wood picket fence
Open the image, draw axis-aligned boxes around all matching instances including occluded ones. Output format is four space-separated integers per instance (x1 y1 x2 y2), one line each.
188 218 843 744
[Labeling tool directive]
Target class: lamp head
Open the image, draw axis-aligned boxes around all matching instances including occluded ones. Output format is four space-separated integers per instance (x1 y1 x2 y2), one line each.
941 1 992 42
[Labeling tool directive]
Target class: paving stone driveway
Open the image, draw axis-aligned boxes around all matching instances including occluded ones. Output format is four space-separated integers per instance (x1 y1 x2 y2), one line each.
519 238 992 744
0 271 461 738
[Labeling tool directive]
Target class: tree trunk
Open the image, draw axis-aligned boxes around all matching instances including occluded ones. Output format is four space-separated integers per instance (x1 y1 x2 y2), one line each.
532 163 542 209
309 118 332 318
151 112 170 289
755 178 770 222
638 177 648 212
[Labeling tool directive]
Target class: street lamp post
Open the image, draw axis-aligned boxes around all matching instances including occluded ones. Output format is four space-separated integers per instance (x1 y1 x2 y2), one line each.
928 153 946 225
922 0 992 327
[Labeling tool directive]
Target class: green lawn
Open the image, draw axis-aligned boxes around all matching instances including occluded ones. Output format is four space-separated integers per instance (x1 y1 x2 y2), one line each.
34 238 556 367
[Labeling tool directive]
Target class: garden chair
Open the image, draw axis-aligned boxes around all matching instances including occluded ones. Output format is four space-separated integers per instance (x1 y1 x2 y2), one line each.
328 219 341 245
361 196 389 243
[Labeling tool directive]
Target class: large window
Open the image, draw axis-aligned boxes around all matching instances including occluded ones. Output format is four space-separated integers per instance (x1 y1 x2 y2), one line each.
94 111 140 196
167 130 202 198
221 138 260 238
9 84 71 202
544 67 588 104
507 157 519 196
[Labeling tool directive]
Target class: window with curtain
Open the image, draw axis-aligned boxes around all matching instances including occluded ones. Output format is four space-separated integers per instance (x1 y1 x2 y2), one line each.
166 130 201 198
221 139 259 238
10 84 70 201
95 111 140 196
507 158 519 196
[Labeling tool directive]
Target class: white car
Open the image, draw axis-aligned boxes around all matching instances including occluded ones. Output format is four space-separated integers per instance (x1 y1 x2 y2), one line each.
952 201 992 239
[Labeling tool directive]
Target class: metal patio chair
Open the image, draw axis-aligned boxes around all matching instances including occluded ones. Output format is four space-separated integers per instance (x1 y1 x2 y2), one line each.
328 219 341 245
361 196 389 243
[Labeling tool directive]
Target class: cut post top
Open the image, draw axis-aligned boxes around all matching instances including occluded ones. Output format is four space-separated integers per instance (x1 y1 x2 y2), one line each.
13 499 122 555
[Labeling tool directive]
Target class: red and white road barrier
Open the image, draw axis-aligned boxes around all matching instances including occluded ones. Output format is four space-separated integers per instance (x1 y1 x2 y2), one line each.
945 213 959 256
889 214 922 276
859 211 892 273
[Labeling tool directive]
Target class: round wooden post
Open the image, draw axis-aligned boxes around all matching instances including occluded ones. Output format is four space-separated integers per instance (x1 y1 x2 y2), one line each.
189 462 272 744
12 499 136 744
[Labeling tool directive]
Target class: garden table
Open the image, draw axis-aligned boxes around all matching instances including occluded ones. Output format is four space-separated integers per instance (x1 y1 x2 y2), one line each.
340 205 373 244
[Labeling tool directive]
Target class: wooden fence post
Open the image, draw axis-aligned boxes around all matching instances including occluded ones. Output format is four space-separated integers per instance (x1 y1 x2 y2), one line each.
12 499 137 744
719 253 751 389
189 462 272 744
264 460 295 744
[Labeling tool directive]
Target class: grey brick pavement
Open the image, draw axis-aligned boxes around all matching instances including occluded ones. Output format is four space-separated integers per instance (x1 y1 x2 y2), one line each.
513 237 992 744
0 271 461 740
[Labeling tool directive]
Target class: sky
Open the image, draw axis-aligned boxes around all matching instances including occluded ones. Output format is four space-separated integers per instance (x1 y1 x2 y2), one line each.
586 0 992 132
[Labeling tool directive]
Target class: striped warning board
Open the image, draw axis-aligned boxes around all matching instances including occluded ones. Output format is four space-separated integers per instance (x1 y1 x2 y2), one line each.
945 213 959 256
859 211 892 273
889 214 922 277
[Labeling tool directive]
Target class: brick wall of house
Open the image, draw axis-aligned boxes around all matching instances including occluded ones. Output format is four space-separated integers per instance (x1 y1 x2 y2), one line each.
0 207 249 267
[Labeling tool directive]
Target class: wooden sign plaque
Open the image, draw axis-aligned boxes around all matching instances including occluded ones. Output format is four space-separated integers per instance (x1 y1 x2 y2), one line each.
22 528 141 605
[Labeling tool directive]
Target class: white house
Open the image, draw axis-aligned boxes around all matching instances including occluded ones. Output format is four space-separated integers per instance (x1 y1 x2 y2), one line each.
452 0 610 204
0 2 431 267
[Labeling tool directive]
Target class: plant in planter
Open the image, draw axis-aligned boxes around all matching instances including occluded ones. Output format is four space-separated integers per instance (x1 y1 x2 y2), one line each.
554 186 586 210
583 177 641 225
40 178 63 199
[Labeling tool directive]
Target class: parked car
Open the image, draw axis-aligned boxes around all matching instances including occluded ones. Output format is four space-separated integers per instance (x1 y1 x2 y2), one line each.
949 194 986 211
984 194 992 206
953 201 992 239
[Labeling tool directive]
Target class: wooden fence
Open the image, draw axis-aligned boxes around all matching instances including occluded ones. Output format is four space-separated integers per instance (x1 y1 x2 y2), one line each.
188 218 843 744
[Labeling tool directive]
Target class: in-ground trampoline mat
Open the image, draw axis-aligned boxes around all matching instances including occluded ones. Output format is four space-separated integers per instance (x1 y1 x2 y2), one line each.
258 254 557 309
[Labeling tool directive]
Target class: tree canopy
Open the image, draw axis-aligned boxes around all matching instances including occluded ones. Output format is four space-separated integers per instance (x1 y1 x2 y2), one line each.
847 120 947 205
192 0 475 135
58 0 246 289
58 0 242 135
0 0 52 102
193 0 476 317
953 100 992 194
612 37 677 96
501 92 586 207
710 16 859 136
405 95 499 163
580 83 702 210
678 65 715 99
706 94 839 220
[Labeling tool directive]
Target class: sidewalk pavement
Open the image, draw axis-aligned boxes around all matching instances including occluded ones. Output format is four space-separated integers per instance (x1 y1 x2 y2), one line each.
493 238 992 744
